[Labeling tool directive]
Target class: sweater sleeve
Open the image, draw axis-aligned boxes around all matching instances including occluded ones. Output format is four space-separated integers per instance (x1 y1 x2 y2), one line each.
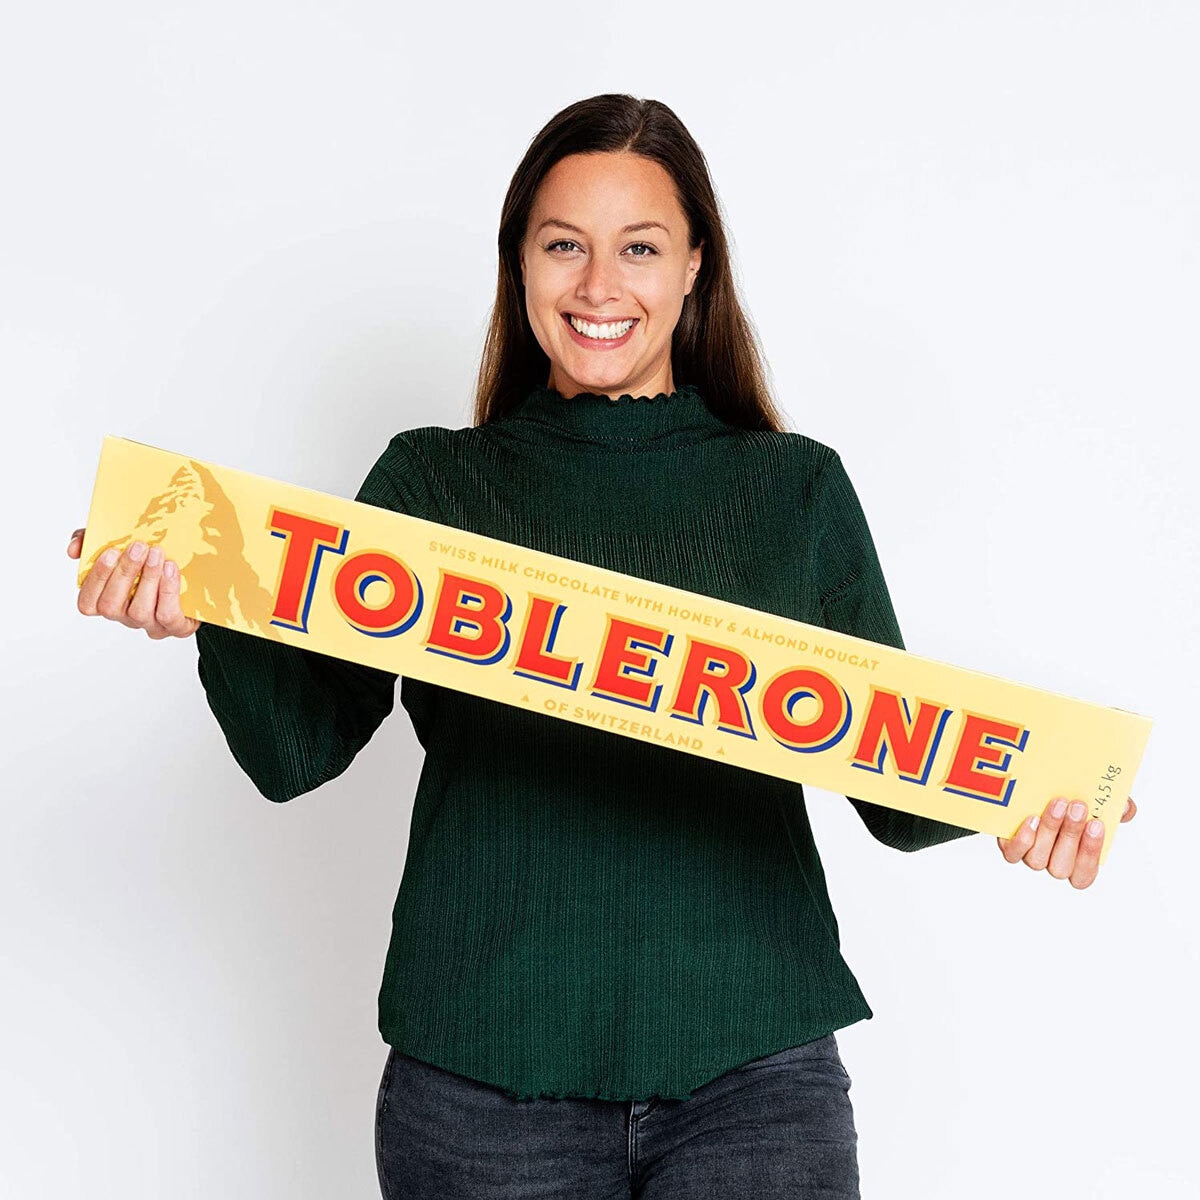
809 450 978 852
194 434 424 803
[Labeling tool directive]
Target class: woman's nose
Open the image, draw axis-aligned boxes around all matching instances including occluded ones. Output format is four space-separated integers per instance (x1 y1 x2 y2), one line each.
577 256 622 306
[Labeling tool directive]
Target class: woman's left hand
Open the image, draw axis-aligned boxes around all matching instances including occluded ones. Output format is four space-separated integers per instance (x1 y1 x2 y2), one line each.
997 795 1137 890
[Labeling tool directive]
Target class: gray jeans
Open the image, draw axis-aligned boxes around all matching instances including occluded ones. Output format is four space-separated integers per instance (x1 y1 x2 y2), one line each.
375 1034 860 1198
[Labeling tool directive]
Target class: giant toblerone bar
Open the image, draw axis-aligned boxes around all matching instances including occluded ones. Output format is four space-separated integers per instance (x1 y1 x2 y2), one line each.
79 436 1152 863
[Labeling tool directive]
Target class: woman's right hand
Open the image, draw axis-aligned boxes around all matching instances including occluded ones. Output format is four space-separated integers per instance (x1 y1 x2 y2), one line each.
69 527 200 639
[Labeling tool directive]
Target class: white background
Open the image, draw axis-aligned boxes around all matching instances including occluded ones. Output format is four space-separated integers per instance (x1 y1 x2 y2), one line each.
3 2 1196 1196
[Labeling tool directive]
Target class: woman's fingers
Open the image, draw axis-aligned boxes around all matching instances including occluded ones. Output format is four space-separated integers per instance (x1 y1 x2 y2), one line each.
152 558 199 638
1122 795 1137 822
77 544 123 616
999 794 1128 889
998 813 1039 862
126 544 166 633
1046 800 1090 879
1022 798 1068 871
1068 819 1105 890
94 541 150 627
76 535 197 638
67 528 85 559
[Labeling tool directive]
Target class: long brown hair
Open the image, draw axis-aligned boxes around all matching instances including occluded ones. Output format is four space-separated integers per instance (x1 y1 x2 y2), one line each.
472 94 789 434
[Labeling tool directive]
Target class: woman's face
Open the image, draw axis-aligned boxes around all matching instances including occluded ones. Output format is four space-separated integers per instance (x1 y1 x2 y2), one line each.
519 151 703 400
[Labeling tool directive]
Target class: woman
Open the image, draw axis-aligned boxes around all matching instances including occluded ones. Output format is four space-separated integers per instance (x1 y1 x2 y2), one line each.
69 94 1136 1199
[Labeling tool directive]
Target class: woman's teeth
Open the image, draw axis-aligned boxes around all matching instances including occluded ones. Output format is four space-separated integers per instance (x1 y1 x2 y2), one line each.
568 315 635 340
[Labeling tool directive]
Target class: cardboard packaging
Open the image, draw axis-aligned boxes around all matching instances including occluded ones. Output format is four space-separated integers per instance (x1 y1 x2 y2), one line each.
79 436 1152 862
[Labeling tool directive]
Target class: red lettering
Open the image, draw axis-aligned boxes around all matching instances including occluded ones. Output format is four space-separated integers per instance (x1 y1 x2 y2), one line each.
850 688 952 784
268 508 346 632
669 638 755 734
761 666 849 752
513 594 580 687
942 712 1028 803
425 569 511 664
333 549 420 636
590 617 672 710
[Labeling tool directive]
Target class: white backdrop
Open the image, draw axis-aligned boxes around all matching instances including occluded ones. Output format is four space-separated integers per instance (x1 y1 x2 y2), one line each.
3 2 1196 1196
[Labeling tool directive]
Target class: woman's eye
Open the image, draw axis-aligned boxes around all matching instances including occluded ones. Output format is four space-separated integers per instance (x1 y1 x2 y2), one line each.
545 240 657 256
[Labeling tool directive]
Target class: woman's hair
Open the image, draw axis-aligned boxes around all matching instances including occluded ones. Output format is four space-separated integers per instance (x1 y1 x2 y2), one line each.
472 93 788 433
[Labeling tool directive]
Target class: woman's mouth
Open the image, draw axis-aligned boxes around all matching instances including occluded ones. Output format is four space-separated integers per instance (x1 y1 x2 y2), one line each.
562 312 638 348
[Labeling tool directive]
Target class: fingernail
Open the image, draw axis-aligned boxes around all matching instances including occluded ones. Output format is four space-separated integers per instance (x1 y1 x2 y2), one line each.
1086 819 1104 838
128 541 147 562
1069 801 1087 821
1051 798 1067 819
101 548 119 567
1029 815 1039 832
147 546 162 567
164 560 177 579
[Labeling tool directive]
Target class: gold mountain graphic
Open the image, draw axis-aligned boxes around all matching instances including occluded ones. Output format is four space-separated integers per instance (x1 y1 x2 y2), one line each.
84 460 279 633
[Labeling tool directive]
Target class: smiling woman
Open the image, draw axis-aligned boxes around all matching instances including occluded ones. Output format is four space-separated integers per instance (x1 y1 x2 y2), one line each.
518 153 703 401
470 93 791 435
67 90 1137 1200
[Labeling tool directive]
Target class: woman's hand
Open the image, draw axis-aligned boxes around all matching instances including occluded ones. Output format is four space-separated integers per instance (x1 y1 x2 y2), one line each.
997 794 1137 890
68 527 200 639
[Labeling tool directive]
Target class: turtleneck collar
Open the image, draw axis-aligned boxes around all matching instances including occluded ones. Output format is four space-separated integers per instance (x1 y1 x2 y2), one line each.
498 381 733 450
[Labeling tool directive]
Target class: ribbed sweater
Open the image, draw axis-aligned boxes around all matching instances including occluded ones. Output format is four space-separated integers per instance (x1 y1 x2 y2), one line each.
194 380 977 1103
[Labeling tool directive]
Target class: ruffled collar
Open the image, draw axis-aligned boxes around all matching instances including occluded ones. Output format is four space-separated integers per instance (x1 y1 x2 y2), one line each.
499 380 732 449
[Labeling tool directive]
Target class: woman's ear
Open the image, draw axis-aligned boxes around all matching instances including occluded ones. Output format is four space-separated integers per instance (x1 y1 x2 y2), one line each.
685 238 704 295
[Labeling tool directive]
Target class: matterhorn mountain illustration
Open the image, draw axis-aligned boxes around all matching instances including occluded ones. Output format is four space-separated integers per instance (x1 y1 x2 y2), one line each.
83 460 279 632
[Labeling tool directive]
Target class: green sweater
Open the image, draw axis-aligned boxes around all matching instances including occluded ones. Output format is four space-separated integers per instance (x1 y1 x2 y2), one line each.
194 381 976 1102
